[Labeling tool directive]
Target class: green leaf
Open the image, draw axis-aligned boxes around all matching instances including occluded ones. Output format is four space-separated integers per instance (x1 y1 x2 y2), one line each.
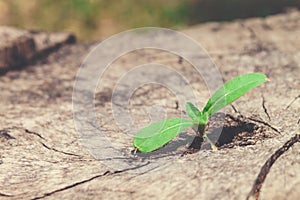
203 73 268 116
185 102 202 123
133 118 194 153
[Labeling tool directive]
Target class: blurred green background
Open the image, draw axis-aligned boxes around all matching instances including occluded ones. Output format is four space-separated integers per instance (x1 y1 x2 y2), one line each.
0 0 299 41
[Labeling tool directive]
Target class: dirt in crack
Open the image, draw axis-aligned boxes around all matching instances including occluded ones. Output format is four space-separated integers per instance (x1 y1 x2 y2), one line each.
185 113 274 154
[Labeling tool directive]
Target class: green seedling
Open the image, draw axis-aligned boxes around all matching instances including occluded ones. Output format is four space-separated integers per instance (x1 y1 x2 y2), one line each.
133 73 268 153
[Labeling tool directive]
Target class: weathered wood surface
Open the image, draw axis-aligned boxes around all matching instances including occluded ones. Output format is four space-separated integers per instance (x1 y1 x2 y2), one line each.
0 26 75 70
0 10 300 200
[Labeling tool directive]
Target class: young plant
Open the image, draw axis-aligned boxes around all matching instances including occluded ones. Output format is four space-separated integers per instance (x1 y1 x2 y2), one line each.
133 73 268 153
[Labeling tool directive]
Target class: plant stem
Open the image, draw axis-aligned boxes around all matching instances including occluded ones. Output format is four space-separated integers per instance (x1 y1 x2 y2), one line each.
197 123 206 137
197 123 218 150
189 123 218 151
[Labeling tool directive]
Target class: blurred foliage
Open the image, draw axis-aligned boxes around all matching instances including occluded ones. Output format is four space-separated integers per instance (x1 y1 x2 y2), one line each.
0 0 299 41
188 0 300 22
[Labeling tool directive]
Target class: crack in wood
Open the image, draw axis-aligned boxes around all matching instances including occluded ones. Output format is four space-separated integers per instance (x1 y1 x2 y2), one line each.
0 127 45 140
227 105 279 135
247 117 280 134
32 163 149 199
231 104 239 114
285 95 300 109
25 129 45 140
2 127 82 157
246 134 300 200
32 171 111 200
261 95 271 121
40 142 82 157
0 192 14 197
0 129 15 140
